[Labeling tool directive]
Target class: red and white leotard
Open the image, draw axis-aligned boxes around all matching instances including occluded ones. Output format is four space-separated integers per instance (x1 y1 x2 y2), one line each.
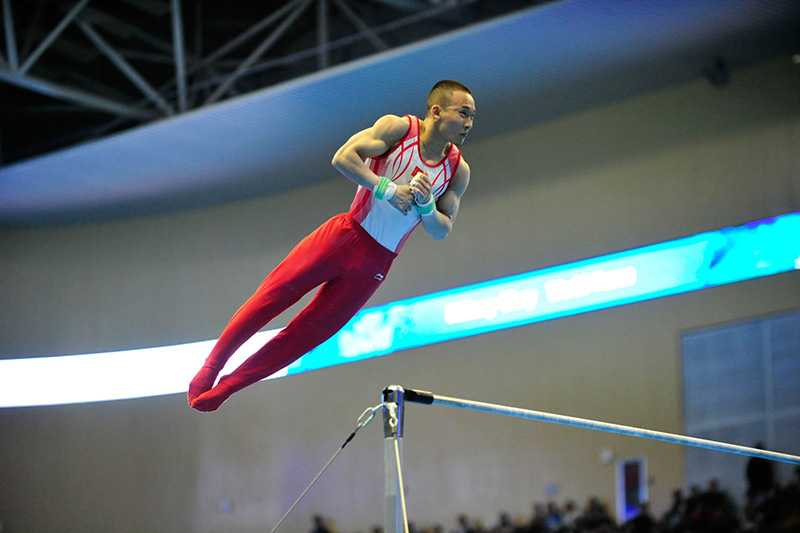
189 116 462 411
348 115 461 253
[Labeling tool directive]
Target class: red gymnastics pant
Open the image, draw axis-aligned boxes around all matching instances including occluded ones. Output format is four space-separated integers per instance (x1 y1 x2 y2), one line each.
188 213 397 411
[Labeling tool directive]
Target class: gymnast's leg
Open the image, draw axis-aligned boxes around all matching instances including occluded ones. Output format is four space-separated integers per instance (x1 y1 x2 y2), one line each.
189 271 385 412
187 216 352 403
186 275 304 403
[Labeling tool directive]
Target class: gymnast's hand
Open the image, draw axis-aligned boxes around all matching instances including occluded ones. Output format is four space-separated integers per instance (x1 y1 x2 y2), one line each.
410 171 433 204
388 185 417 216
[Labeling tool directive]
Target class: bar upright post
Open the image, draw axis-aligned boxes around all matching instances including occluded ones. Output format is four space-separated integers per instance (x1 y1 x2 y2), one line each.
383 385 405 533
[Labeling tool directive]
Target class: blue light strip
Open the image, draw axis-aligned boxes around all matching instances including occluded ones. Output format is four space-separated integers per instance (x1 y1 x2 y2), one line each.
291 212 800 376
1 213 798 407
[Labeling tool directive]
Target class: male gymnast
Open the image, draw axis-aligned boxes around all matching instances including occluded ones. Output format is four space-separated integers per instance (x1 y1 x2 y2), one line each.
188 80 476 411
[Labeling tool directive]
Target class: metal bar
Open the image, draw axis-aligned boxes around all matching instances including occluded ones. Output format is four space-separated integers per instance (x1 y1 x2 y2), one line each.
76 18 174 115
219 1 454 81
402 388 800 465
133 28 176 54
19 2 44 60
128 0 469 108
20 0 92 75
86 115 131 138
192 0 202 104
317 0 329 70
238 0 469 81
197 0 301 71
124 0 472 112
331 0 388 51
118 0 170 17
115 49 179 64
127 31 215 70
3 0 19 71
0 70 155 119
204 0 313 105
171 0 187 112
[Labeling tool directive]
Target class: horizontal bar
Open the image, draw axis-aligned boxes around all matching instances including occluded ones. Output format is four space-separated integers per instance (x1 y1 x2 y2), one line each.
402 388 800 465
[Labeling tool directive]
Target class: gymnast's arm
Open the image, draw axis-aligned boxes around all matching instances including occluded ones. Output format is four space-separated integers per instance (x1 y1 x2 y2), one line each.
331 114 416 214
417 159 470 241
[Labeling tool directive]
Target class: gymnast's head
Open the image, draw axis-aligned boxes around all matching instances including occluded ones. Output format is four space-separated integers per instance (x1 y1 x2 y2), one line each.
426 80 476 146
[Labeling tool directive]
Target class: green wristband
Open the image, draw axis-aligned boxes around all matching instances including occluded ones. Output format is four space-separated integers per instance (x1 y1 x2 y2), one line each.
373 176 390 200
414 197 435 216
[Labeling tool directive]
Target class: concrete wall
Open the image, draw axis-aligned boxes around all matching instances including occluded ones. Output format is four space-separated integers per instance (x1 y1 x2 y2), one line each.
1 56 798 532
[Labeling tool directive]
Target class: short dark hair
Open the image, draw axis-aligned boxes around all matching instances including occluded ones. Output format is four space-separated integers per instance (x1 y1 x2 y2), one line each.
427 80 472 115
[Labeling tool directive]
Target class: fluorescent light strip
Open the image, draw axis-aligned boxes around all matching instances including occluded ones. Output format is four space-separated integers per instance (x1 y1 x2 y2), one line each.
1 212 798 408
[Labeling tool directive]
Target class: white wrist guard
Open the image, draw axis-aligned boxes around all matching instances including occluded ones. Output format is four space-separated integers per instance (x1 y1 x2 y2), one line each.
373 176 396 201
384 182 397 201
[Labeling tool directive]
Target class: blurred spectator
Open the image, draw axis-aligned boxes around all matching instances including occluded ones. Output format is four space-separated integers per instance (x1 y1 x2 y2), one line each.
544 501 563 531
528 502 548 532
776 465 800 532
489 511 515 533
452 514 474 533
306 470 800 533
745 442 776 524
311 514 332 533
746 443 775 500
561 500 580 531
685 478 738 533
577 497 615 533
621 503 656 533
659 489 685 533
682 485 703 527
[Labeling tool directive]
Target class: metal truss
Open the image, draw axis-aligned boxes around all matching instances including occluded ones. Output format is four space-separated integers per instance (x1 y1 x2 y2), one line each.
0 0 537 164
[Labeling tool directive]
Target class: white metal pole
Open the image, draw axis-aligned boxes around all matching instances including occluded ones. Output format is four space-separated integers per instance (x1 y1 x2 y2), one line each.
383 385 405 533
401 388 800 465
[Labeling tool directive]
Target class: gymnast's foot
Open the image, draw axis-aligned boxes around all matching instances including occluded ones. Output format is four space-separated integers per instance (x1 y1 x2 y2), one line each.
189 380 235 412
187 365 220 404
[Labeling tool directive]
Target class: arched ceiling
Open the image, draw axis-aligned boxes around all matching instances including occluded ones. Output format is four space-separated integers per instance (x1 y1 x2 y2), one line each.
1 0 798 226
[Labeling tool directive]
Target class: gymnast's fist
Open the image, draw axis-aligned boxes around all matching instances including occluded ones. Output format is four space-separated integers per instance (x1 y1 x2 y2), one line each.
410 171 432 204
388 184 417 216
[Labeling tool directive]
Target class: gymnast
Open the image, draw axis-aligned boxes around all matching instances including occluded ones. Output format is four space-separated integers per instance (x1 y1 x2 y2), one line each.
188 80 476 412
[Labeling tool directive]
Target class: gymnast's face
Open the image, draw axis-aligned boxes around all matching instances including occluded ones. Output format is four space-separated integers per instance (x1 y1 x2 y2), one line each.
435 90 476 146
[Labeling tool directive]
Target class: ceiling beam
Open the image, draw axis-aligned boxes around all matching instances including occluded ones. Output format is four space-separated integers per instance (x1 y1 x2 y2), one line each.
171 0 187 112
194 0 301 76
331 0 389 51
76 18 174 116
317 0 330 70
2 0 19 71
204 0 314 105
20 0 92 75
19 2 45 61
0 70 156 120
118 0 171 17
